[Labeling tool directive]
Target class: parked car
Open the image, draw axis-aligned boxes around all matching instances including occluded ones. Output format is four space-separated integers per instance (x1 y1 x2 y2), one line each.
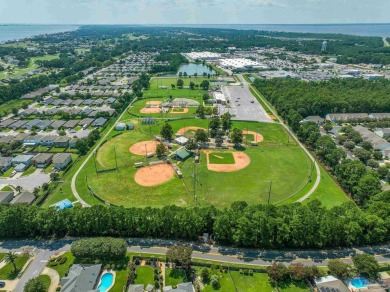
10 170 16 178
0 281 5 288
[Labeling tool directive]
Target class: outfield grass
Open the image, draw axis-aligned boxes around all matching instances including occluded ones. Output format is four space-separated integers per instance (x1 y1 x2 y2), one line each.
134 266 154 286
165 268 187 286
0 253 29 280
80 119 314 208
208 152 235 165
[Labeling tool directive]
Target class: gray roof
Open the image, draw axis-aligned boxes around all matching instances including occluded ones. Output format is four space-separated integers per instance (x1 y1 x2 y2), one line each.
128 285 144 292
51 120 66 129
164 282 194 292
63 120 80 128
0 119 17 128
53 153 72 164
92 117 107 127
54 136 70 143
11 191 36 205
60 264 101 292
12 155 34 163
10 120 28 129
354 125 390 150
0 191 14 204
0 156 12 167
13 132 30 142
33 153 53 164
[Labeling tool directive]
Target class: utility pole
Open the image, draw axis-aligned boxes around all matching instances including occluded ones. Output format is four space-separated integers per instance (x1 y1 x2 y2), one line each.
93 151 98 177
114 146 118 171
267 180 273 205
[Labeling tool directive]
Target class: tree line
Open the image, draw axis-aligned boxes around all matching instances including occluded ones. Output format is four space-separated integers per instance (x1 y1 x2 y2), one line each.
0 198 389 249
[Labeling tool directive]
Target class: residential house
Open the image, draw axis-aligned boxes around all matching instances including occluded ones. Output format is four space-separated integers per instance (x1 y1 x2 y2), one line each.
326 113 369 122
12 155 34 167
92 98 104 106
20 108 37 117
0 119 16 129
0 136 14 144
9 120 28 130
88 110 99 118
37 120 53 130
72 99 84 106
63 120 80 129
0 191 14 205
369 113 390 120
69 138 79 148
33 153 53 168
105 97 116 104
62 99 73 106
23 135 44 146
13 132 30 143
315 276 349 292
14 163 28 172
53 153 72 169
60 264 101 292
40 135 59 147
79 118 94 128
69 108 82 116
128 284 144 292
52 99 64 106
22 119 42 130
82 108 93 116
0 157 13 172
11 191 37 205
42 97 54 106
45 108 60 116
91 117 107 127
53 136 70 148
354 125 390 151
163 282 195 292
51 120 66 130
83 99 94 106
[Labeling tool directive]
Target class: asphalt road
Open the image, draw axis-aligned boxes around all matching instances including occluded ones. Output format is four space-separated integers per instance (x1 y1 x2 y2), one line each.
0 170 50 191
3 238 390 291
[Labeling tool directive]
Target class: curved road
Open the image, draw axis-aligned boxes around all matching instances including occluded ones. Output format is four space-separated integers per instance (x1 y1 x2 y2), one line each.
3 238 390 291
237 74 321 203
70 99 138 207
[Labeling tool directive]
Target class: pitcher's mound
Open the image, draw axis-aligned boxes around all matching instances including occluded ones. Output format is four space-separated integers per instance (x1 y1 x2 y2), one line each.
135 164 174 187
206 151 251 172
129 141 158 155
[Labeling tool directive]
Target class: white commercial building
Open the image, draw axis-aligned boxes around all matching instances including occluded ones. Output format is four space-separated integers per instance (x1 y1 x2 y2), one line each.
219 58 268 69
213 92 227 104
185 52 222 60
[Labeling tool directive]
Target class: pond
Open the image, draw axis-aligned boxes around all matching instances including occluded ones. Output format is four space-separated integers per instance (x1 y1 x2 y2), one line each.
161 63 215 77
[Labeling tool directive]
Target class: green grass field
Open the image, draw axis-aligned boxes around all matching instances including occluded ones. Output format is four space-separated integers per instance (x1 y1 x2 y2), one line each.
134 266 154 286
208 152 235 165
36 274 51 291
77 119 317 208
0 100 33 117
165 268 187 287
47 252 75 278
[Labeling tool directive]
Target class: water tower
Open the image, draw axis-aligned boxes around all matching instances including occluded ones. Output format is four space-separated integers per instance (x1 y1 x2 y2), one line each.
321 41 328 52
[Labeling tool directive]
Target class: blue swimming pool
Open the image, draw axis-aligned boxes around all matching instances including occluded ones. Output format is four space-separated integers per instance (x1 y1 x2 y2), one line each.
98 272 114 292
351 277 369 289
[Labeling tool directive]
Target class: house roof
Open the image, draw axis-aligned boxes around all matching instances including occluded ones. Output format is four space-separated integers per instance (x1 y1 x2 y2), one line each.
175 148 191 160
12 155 34 163
92 117 107 126
60 264 101 292
0 156 12 166
53 153 72 164
33 153 53 163
128 285 144 292
11 191 36 205
0 191 14 204
54 136 70 143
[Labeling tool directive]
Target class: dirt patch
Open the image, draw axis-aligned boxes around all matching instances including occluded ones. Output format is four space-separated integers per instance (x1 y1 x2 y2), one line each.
135 164 174 187
242 130 264 143
140 107 161 114
205 151 251 172
177 126 206 135
129 141 158 155
170 108 189 114
147 101 162 106
269 114 277 120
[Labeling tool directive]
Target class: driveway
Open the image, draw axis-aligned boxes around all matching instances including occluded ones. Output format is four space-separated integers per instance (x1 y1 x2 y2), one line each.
0 169 50 191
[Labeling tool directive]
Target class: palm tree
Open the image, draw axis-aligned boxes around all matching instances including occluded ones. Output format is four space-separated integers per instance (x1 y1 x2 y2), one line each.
15 186 22 194
4 251 18 272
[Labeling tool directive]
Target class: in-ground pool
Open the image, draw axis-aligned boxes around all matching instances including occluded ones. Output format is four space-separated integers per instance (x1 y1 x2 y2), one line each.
350 277 369 289
97 272 114 292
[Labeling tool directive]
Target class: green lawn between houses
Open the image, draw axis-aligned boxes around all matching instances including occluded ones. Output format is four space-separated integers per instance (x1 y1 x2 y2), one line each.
0 253 30 280
165 268 187 287
134 266 154 286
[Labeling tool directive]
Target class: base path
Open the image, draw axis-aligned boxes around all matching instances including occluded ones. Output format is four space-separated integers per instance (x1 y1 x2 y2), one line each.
206 151 251 172
129 141 158 155
242 130 263 143
177 126 206 135
135 164 174 186
140 107 161 114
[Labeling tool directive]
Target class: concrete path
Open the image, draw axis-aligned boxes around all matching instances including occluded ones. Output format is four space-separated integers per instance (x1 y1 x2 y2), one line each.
238 74 321 203
42 267 60 292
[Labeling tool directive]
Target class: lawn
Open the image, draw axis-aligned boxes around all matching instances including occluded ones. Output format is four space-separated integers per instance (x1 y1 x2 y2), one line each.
0 253 30 280
0 254 4 262
134 266 154 286
230 271 273 292
208 152 235 165
36 274 51 291
21 166 36 177
0 186 12 192
110 267 129 292
0 100 33 117
165 268 187 286
47 252 75 278
80 119 313 208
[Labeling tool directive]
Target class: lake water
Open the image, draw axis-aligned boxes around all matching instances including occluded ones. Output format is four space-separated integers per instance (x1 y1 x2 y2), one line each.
0 24 79 43
177 63 215 76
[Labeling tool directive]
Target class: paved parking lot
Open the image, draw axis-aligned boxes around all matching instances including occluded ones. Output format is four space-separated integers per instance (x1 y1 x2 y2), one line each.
221 85 273 123
0 169 50 191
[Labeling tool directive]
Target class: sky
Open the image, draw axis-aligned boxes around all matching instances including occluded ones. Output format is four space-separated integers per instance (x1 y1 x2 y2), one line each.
0 0 389 25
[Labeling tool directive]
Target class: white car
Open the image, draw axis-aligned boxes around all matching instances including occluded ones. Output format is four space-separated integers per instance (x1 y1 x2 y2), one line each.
10 170 16 178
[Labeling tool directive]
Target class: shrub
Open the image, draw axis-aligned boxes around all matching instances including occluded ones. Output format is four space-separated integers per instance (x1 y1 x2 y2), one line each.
59 257 67 265
134 258 140 265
